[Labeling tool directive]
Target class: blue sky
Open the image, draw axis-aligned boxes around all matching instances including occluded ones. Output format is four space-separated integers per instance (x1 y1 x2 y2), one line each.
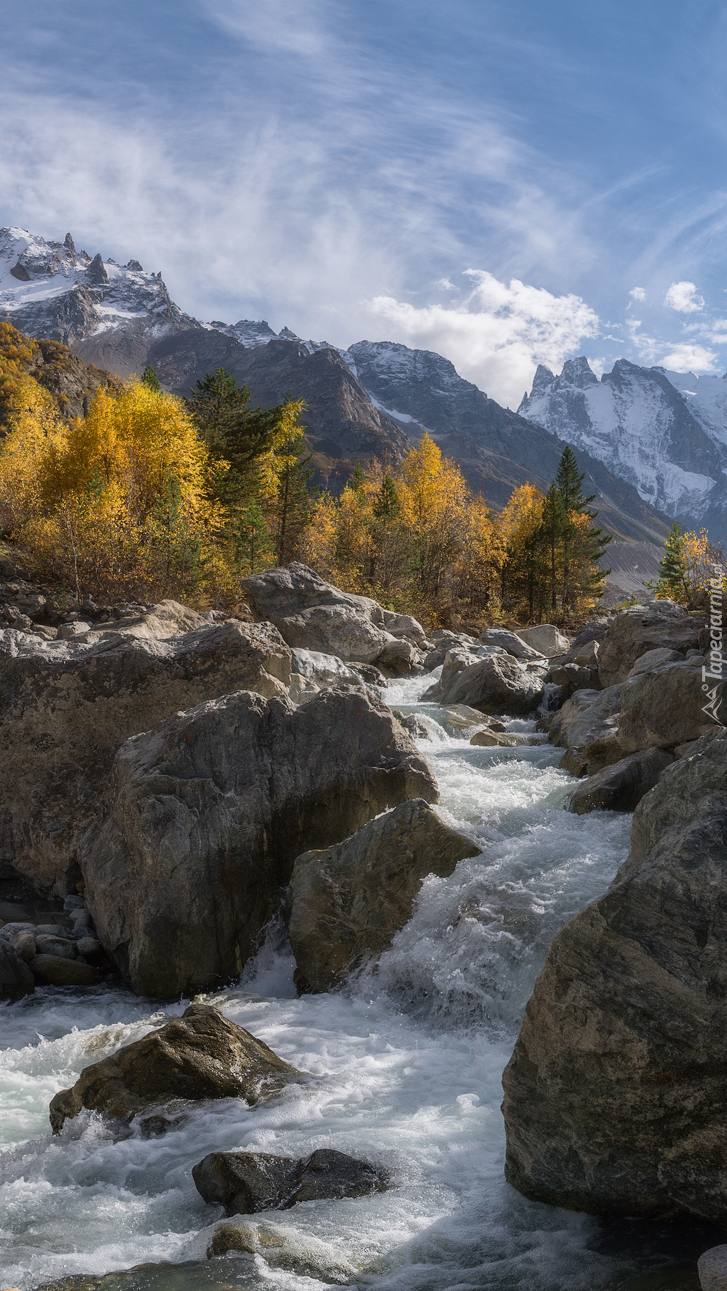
1 0 727 405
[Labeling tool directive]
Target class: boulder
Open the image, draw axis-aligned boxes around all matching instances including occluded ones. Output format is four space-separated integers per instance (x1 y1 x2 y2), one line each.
627 646 683 677
469 730 523 747
548 685 624 771
423 645 499 700
597 602 702 687
288 647 361 704
193 1147 388 1216
375 636 419 675
698 1246 727 1291
567 618 610 652
423 631 477 670
514 624 570 657
288 799 479 992
564 747 675 814
502 727 727 1223
0 619 292 896
206 1219 355 1281
29 955 100 987
0 942 35 1000
242 562 391 662
438 653 544 716
80 685 437 997
617 660 720 753
382 612 428 648
571 639 600 668
49 1003 300 1133
478 628 545 661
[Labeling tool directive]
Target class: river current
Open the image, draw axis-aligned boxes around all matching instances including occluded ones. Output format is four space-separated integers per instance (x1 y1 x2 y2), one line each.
0 674 710 1291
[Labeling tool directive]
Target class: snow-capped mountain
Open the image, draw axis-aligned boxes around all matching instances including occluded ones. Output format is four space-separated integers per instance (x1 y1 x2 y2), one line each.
0 225 674 542
518 357 727 532
0 226 198 374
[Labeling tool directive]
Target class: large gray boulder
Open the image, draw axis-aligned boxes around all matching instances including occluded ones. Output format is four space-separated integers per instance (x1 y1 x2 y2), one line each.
478 628 544 661
564 747 674 814
0 618 291 896
597 601 702 687
80 685 437 997
242 563 393 663
438 653 544 715
288 799 480 992
502 727 727 1223
288 648 361 704
50 1003 300 1132
549 685 624 771
514 624 570 658
617 659 719 753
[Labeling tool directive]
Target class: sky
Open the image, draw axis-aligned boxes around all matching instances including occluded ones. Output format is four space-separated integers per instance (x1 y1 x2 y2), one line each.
1 0 727 407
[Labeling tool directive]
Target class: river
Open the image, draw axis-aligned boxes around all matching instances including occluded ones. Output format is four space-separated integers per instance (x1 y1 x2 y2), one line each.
0 674 709 1291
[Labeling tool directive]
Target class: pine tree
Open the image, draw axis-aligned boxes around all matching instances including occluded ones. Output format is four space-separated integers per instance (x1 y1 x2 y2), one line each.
186 368 283 504
539 483 568 613
554 445 611 612
656 522 689 600
142 363 161 392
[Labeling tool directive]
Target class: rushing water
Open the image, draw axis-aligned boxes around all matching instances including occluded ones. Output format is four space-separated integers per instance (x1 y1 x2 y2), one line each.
0 676 711 1291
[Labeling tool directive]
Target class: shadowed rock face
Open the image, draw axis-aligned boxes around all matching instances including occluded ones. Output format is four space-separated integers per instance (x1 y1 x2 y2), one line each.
502 728 727 1223
50 1003 299 1133
564 747 675 814
288 799 480 992
193 1147 389 1216
0 616 291 895
80 685 437 998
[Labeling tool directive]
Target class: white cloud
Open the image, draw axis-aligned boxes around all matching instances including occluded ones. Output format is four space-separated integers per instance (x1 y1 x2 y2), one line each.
655 342 717 372
629 286 647 301
664 280 705 313
368 271 600 406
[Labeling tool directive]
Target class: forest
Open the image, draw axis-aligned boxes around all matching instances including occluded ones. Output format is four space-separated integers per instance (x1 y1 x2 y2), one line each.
0 340 711 626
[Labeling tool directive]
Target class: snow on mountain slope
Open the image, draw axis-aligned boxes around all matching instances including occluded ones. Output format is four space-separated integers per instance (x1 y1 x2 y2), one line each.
659 368 727 448
0 227 197 372
519 356 727 531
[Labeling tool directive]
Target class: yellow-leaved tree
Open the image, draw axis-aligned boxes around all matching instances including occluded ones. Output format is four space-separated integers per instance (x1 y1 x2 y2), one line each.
0 380 226 602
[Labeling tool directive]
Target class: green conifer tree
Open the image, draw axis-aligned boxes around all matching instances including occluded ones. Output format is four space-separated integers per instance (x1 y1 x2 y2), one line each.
655 522 689 600
142 363 161 392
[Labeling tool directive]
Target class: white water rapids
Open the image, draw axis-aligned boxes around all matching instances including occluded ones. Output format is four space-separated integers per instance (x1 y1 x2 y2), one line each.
0 676 709 1291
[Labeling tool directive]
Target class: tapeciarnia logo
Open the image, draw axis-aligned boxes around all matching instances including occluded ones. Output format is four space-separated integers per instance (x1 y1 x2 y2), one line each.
702 565 725 725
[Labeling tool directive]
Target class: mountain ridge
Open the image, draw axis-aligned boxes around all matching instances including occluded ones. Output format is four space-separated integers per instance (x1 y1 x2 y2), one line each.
0 224 671 545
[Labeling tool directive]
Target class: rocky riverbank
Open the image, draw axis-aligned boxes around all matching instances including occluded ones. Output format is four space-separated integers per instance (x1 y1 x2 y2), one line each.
3 558 725 1289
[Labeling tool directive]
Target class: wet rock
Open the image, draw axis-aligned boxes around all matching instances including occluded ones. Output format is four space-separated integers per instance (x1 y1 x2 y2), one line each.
80 685 437 997
571 638 600 667
49 1003 300 1133
469 730 521 747
0 942 35 1000
76 936 103 958
564 747 675 814
206 1219 355 1281
438 653 544 716
242 562 392 662
698 1245 727 1290
288 799 479 992
478 628 545 661
29 955 100 987
437 703 493 732
0 617 292 896
597 602 702 687
193 1147 388 1215
514 624 570 657
502 727 727 1223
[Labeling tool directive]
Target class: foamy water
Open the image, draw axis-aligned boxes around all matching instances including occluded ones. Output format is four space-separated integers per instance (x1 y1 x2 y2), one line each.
0 677 706 1290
